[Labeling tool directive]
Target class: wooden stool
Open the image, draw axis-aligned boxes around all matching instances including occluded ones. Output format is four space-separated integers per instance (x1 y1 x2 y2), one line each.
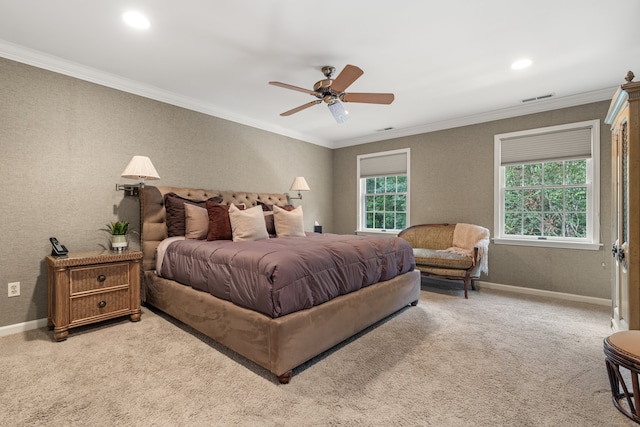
604 331 640 424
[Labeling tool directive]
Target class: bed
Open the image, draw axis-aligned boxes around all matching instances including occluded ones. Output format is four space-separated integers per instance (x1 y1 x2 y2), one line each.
140 185 421 383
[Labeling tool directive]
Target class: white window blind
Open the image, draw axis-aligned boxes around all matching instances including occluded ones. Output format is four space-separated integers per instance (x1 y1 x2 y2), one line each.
359 150 408 177
500 127 592 165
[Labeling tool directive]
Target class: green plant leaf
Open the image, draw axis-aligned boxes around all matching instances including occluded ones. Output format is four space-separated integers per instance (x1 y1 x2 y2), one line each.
101 221 129 235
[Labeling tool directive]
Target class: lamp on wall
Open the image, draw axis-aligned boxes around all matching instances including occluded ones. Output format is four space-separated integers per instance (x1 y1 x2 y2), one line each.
115 155 160 196
289 176 310 200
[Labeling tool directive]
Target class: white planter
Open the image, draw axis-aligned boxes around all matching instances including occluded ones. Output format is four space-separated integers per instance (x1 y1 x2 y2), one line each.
111 235 128 251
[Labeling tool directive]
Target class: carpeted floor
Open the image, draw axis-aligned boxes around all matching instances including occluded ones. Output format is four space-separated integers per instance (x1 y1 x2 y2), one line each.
0 282 635 426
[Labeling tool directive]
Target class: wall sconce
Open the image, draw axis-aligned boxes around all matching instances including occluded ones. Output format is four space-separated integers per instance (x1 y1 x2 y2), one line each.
289 176 310 200
115 155 160 196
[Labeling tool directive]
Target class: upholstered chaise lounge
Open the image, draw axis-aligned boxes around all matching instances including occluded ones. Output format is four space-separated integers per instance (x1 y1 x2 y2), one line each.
398 223 489 298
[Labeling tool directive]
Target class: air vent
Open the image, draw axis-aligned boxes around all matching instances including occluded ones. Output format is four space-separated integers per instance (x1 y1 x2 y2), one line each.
376 127 394 132
522 94 554 103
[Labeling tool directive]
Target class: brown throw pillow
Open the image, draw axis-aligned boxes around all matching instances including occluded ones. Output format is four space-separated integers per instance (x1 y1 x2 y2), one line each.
164 192 223 237
257 201 295 212
257 201 274 211
264 212 276 237
206 202 245 241
257 201 276 236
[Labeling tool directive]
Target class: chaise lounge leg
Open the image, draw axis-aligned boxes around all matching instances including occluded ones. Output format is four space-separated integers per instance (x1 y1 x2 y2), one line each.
463 277 470 299
471 279 476 291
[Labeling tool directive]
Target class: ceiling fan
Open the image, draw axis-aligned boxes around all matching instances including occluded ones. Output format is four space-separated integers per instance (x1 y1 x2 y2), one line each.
269 64 394 124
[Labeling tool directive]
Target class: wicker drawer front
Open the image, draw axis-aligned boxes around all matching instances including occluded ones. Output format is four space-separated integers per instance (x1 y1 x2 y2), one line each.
70 263 129 293
70 288 130 323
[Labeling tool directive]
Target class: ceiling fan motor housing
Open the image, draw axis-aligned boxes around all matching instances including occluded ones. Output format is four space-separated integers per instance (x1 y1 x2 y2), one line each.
314 79 338 104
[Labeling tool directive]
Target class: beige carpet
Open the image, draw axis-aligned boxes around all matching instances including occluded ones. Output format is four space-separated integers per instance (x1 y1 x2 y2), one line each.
0 282 635 427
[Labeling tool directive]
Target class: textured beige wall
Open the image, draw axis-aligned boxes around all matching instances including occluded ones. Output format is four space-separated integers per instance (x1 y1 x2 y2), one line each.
0 54 615 329
0 58 332 327
333 102 613 299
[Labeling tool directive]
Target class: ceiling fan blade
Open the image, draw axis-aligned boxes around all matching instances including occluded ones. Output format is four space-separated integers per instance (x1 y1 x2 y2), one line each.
340 92 395 104
269 81 317 96
331 64 364 93
280 100 322 116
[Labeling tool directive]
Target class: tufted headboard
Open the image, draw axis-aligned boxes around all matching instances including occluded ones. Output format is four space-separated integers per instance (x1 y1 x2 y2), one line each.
140 185 289 272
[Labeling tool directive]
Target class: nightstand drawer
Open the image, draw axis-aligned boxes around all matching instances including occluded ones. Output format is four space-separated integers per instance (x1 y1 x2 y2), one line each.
70 288 130 323
70 263 129 293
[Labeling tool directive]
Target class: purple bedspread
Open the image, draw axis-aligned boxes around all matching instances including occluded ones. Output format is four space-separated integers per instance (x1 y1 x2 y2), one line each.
159 233 416 318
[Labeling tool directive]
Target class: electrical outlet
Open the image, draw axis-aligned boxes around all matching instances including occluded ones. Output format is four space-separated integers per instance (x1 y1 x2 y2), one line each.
8 282 20 297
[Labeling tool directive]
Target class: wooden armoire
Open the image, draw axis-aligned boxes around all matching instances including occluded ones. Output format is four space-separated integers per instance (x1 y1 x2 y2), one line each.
606 71 640 331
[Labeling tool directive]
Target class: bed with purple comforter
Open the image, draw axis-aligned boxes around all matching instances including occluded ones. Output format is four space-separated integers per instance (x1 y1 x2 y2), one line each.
141 185 421 383
158 233 416 318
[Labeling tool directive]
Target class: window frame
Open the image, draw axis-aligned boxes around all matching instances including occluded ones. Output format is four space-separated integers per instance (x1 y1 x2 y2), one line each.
357 148 410 234
493 120 601 250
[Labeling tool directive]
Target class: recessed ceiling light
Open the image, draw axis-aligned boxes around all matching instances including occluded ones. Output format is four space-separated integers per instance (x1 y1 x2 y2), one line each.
122 11 150 30
511 58 532 70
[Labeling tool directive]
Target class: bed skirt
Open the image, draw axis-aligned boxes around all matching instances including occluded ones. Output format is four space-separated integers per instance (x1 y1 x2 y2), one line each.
144 269 421 383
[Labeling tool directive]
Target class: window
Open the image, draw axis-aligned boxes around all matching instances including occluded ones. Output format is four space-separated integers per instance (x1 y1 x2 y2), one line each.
357 149 410 234
494 120 600 250
363 175 408 229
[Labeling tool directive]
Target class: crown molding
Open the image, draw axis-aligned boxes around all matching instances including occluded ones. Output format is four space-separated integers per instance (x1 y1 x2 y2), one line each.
0 39 333 148
0 39 616 150
332 86 618 149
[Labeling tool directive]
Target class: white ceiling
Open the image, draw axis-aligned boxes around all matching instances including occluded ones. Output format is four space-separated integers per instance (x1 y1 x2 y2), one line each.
1 0 639 149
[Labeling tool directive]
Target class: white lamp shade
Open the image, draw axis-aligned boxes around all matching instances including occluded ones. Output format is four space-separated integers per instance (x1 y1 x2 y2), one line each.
290 177 310 192
121 156 160 181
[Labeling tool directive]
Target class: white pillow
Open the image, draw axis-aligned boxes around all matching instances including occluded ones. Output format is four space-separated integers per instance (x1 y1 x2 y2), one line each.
273 205 305 237
228 204 269 242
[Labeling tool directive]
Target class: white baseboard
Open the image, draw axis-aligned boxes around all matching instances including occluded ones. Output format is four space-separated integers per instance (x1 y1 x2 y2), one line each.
0 283 611 337
477 281 611 307
0 317 48 338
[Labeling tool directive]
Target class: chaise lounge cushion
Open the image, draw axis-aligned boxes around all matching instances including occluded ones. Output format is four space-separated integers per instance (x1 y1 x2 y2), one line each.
413 248 474 270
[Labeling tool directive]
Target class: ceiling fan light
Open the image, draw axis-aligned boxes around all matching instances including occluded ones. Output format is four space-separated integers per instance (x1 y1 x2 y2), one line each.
328 100 349 124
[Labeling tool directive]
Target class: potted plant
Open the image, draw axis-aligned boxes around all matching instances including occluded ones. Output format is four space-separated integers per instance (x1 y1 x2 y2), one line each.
102 221 130 251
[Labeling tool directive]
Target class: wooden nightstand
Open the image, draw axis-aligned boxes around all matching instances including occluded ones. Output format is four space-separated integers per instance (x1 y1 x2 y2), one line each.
46 249 143 341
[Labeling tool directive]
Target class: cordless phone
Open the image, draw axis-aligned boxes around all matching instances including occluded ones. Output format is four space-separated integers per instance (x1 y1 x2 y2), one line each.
49 237 68 256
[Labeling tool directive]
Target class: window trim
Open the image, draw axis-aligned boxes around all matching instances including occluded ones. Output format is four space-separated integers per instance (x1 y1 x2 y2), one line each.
493 120 601 250
356 148 410 233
